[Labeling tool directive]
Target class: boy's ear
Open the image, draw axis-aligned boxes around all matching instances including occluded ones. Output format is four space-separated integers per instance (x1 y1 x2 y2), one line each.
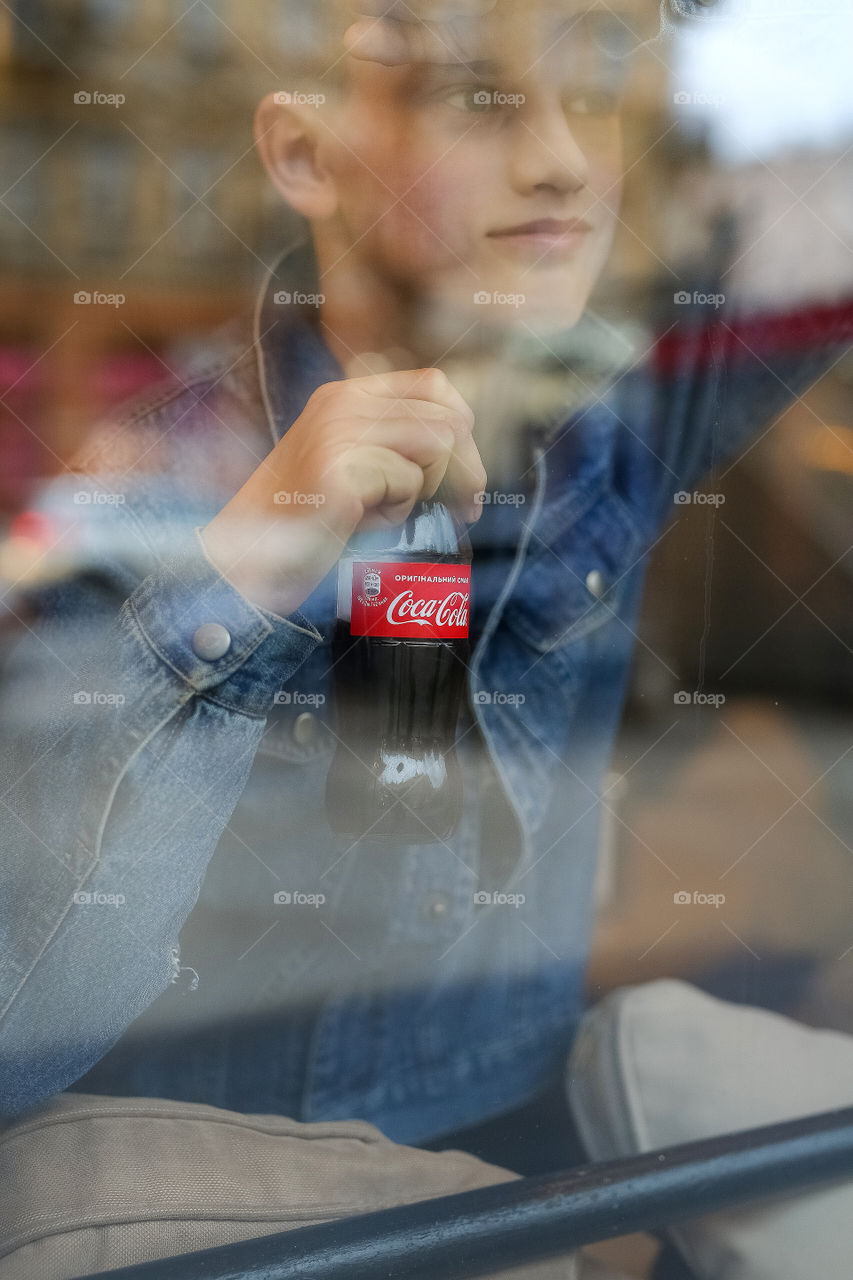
254 93 338 220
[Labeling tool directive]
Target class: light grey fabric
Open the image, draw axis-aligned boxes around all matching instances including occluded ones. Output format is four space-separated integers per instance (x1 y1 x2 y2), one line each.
0 1091 580 1279
567 979 853 1280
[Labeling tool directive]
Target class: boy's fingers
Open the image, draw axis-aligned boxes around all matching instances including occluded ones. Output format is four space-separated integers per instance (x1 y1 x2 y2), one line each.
344 18 415 64
344 14 477 67
353 370 475 428
444 432 488 517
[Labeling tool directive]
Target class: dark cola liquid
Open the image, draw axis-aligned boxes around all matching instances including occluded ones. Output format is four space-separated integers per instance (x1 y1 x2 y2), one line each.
326 620 469 844
325 498 472 845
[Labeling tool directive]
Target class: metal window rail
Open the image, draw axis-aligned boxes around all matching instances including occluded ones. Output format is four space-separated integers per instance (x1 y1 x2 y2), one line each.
78 1105 853 1280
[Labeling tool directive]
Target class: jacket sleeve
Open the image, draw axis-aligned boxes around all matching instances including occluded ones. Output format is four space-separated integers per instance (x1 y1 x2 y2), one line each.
0 481 322 1118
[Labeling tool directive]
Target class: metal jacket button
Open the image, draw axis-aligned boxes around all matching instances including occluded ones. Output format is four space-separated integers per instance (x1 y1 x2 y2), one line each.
292 712 319 747
423 893 450 920
585 569 605 598
192 623 232 661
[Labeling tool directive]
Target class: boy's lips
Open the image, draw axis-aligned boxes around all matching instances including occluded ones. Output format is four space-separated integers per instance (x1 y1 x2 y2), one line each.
486 217 593 257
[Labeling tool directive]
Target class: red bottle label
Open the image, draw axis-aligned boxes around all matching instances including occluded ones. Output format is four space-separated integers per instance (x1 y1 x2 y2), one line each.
350 561 470 640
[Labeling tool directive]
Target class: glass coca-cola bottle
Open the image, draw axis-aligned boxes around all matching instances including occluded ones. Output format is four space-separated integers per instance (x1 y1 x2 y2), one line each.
325 494 472 844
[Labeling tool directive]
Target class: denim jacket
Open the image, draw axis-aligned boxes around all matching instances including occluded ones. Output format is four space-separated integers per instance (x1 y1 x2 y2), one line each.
0 241 848 1142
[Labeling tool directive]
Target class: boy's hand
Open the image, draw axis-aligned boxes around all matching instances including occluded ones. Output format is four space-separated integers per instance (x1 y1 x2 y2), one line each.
200 369 485 618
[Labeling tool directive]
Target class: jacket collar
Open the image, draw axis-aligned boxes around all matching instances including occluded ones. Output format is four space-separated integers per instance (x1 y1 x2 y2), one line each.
254 237 343 449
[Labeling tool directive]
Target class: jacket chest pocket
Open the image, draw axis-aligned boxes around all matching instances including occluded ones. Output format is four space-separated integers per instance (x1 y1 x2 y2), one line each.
503 491 643 654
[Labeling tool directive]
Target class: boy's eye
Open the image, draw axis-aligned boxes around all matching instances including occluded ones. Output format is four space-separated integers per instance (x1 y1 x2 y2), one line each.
437 85 504 114
427 84 620 118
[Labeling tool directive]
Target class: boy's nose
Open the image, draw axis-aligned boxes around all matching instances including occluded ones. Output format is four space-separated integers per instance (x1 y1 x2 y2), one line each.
507 99 590 196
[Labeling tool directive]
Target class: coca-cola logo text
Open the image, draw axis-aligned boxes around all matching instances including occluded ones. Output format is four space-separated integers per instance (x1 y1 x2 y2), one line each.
350 562 470 640
386 589 468 630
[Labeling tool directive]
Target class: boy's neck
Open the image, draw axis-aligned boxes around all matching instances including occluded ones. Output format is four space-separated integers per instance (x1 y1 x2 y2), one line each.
313 228 423 371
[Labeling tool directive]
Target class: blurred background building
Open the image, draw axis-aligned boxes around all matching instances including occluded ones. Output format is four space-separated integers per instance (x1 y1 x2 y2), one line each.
0 0 315 492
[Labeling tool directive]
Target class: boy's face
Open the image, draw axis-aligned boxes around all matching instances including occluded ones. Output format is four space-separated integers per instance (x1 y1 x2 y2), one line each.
320 3 629 328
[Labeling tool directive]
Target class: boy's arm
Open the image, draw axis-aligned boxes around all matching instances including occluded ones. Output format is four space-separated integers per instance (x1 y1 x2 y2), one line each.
0 486 322 1118
0 363 481 1119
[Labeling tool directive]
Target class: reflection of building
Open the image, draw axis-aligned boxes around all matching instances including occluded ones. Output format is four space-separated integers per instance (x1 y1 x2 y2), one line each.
0 1 330 286
0 1 334 488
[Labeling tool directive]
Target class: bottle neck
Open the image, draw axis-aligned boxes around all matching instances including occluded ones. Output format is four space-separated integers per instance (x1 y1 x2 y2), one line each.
345 496 471 562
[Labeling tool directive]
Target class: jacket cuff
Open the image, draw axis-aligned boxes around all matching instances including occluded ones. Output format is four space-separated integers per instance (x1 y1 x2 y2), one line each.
128 530 323 717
